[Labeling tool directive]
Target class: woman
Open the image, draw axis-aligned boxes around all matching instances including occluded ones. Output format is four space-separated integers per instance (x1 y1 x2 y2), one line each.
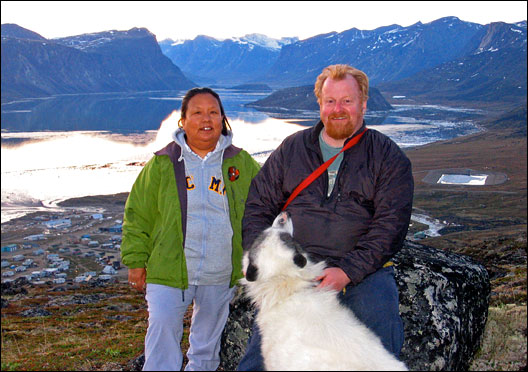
121 87 260 371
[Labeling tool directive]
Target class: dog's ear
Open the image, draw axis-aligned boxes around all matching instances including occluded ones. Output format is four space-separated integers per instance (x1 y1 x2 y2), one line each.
246 262 258 282
293 253 307 268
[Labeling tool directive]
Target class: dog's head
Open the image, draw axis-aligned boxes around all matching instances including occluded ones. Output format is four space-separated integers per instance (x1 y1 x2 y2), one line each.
242 212 308 283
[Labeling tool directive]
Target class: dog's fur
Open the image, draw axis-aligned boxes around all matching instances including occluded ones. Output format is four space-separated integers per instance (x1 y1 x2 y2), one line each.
241 212 407 371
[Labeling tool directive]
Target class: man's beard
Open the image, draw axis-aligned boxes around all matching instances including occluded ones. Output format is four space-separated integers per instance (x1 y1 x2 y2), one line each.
324 113 363 140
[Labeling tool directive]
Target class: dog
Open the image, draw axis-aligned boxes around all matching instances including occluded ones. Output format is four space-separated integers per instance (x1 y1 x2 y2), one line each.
241 212 407 371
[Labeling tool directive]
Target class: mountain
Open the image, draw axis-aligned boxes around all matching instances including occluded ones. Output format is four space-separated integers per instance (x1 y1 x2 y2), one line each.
259 17 488 87
246 85 393 111
1 23 46 40
377 21 527 109
159 34 298 86
159 17 526 109
481 104 527 137
1 24 195 102
162 17 485 88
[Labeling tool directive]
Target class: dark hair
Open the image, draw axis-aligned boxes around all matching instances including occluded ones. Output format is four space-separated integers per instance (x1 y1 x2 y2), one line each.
179 87 231 135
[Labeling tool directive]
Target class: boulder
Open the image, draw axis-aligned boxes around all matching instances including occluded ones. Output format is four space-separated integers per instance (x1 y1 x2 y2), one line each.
218 241 490 371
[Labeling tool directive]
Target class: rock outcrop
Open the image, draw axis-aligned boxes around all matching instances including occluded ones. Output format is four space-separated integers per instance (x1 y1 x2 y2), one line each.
219 241 490 371
245 85 393 112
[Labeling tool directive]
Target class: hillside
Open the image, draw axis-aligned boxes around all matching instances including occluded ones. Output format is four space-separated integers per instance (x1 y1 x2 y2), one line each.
1 24 195 102
378 22 527 110
245 85 393 111
405 105 526 303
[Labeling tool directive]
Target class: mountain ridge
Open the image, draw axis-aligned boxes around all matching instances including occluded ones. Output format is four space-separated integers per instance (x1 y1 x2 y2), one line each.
1 24 195 102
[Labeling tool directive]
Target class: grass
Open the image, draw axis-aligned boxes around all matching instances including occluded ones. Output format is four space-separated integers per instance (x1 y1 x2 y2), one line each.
469 304 527 371
1 284 148 371
0 283 195 371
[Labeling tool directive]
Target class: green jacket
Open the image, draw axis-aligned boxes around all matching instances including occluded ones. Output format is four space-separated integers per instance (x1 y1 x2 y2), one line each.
121 140 260 289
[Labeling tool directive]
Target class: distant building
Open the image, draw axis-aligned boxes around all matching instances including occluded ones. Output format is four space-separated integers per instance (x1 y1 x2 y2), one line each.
13 254 25 261
99 224 122 233
102 265 117 275
1 244 18 252
47 254 60 261
91 213 104 220
42 219 71 229
24 234 46 241
23 259 34 266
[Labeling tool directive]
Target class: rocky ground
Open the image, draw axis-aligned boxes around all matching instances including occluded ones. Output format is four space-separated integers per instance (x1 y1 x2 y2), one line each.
1 108 526 370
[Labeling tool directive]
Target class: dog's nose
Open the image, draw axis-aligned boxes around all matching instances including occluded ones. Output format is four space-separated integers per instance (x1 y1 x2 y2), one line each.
246 263 258 282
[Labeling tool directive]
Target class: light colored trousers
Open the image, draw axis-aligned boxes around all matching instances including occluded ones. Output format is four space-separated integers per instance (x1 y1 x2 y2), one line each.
142 283 236 371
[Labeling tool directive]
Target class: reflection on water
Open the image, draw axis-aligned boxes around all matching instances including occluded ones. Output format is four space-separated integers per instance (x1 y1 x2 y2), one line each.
1 89 485 222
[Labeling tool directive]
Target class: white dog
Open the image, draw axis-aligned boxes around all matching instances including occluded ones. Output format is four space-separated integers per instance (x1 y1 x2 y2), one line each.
241 212 407 371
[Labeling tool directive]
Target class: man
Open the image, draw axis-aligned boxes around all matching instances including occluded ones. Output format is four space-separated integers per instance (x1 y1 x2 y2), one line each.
238 64 413 370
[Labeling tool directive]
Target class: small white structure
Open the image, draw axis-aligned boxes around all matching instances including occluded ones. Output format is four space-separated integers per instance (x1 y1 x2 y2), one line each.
13 254 25 262
438 174 488 185
24 234 46 241
47 254 60 261
23 259 34 266
91 213 104 220
102 265 117 275
43 268 59 276
42 219 71 229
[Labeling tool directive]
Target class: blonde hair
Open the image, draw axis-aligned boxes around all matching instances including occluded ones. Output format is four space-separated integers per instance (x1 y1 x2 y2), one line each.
314 64 369 104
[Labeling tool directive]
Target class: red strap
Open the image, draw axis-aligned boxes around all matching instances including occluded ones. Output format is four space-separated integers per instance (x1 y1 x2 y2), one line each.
282 128 368 211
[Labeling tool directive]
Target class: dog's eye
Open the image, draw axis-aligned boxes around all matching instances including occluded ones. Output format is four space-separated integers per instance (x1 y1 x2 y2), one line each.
293 253 307 268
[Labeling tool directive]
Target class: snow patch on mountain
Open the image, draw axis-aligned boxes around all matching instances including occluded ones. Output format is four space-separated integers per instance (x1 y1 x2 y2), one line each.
231 33 298 50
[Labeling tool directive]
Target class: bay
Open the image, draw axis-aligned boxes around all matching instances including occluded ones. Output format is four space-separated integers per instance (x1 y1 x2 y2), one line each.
1 89 484 223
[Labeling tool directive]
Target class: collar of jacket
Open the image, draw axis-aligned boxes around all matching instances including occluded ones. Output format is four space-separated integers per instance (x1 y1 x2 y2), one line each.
307 120 367 152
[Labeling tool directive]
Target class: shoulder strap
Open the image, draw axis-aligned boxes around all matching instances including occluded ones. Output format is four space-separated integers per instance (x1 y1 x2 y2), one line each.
282 128 368 211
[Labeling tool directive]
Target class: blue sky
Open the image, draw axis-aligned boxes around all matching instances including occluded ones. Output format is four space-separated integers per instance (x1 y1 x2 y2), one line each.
1 1 526 41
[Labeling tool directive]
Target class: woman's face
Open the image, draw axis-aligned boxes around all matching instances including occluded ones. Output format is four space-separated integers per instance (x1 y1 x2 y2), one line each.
181 93 224 157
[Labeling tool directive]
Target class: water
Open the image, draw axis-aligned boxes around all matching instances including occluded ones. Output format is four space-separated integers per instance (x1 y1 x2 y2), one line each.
1 90 484 223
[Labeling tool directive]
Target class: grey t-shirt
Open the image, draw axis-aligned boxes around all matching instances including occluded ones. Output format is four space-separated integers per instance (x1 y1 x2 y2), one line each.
319 131 343 197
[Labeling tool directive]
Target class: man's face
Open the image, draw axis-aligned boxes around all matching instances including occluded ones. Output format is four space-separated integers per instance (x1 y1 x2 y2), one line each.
319 76 367 140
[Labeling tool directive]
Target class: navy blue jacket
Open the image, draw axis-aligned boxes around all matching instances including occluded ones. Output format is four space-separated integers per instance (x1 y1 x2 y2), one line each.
242 121 414 285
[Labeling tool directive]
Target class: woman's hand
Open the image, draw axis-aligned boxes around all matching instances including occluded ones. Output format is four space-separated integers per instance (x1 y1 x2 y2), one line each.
128 267 146 291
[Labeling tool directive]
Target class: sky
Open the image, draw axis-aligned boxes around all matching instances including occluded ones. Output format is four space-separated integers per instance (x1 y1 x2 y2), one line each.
1 1 527 41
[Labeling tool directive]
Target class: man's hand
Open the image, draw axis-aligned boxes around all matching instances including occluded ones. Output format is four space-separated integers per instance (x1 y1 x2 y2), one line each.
128 267 146 292
315 267 351 292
